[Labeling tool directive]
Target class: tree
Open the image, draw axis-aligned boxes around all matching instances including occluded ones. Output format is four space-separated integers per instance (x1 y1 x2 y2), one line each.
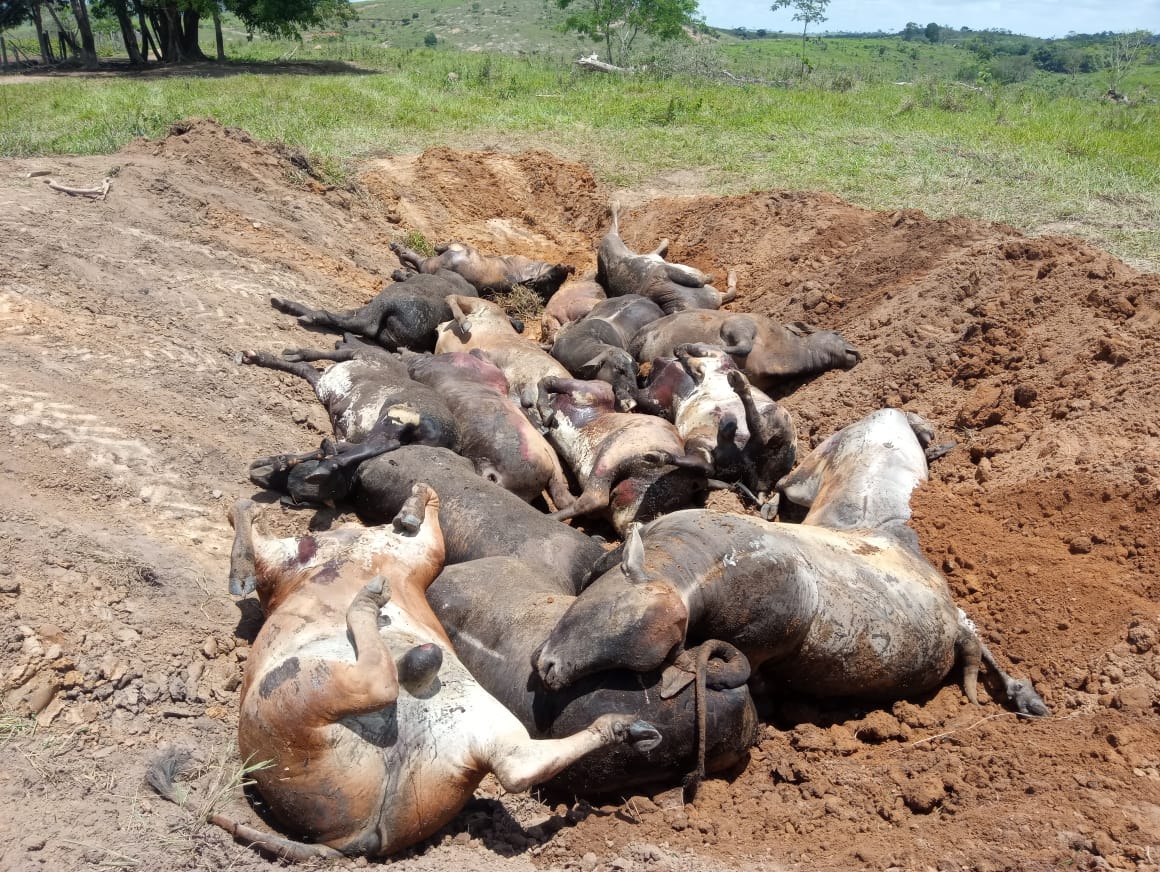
924 21 939 43
770 0 829 76
1101 29 1151 95
555 0 700 66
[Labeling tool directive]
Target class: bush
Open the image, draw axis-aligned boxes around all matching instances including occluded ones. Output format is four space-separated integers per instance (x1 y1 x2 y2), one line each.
423 32 437 47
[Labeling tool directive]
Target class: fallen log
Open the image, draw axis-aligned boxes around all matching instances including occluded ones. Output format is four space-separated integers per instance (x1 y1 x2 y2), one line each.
575 53 631 74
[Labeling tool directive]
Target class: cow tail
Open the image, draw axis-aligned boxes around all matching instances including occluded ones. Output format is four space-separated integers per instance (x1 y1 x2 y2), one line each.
146 749 345 863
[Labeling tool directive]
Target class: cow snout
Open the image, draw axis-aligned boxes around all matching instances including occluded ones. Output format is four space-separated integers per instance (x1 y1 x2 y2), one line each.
531 643 563 690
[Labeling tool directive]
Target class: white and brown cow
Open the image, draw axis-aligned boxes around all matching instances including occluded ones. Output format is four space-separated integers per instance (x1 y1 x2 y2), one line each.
149 484 659 860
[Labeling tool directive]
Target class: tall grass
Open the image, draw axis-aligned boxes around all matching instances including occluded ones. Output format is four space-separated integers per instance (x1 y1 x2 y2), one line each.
2 48 1156 267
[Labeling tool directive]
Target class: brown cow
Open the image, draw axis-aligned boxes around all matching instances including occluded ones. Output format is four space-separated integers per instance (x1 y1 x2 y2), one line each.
631 310 861 394
597 202 735 314
391 240 574 300
148 484 660 860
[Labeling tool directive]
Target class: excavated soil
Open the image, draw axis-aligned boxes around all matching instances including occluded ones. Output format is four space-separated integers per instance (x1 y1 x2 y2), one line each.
1 119 1157 872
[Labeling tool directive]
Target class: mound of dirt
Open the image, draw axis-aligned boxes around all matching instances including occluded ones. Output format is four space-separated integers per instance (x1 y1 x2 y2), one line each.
1 119 1156 872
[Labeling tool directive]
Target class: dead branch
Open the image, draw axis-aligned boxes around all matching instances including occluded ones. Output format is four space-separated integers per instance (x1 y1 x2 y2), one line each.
575 54 632 74
44 177 112 201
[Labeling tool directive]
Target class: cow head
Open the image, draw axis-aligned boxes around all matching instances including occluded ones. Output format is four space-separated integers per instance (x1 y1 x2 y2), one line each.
533 525 688 690
581 348 639 411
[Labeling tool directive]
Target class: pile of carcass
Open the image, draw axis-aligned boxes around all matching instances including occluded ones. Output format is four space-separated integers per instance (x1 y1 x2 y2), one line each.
149 204 1049 861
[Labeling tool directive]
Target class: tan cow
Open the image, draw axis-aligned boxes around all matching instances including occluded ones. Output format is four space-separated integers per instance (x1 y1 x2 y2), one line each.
149 484 660 860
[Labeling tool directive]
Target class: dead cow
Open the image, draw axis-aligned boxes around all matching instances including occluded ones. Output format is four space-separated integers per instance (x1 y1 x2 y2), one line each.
238 340 458 491
268 270 477 353
533 410 1050 717
636 345 797 514
392 240 574 300
435 294 572 410
149 485 660 861
403 349 574 509
550 295 666 412
430 556 758 796
537 376 710 534
597 202 735 314
631 310 861 395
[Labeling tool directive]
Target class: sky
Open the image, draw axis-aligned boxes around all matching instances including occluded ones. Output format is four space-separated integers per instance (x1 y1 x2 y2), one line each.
696 0 1160 39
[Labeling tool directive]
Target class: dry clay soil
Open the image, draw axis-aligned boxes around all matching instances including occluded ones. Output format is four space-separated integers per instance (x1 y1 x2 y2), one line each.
1 120 1158 872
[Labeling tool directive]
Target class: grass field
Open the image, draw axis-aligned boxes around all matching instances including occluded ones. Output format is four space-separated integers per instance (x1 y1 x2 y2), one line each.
1 30 1157 269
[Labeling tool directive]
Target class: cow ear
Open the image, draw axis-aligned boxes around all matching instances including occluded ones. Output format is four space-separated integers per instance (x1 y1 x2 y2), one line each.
620 523 647 583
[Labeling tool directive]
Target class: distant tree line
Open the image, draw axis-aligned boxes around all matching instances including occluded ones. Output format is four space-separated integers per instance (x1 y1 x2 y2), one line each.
0 0 353 67
720 22 1157 86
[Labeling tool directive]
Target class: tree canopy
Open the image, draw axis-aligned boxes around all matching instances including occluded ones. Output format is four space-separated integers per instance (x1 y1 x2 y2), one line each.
555 0 700 66
770 0 829 75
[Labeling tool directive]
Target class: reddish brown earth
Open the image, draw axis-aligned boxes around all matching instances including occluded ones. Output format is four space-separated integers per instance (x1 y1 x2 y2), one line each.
1 120 1157 872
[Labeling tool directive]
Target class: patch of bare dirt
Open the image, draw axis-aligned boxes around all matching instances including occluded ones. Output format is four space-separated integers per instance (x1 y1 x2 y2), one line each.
1 119 1157 872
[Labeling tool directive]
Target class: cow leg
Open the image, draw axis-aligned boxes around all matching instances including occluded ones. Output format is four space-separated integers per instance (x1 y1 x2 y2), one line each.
718 269 738 305
446 295 472 335
979 639 1050 717
228 499 260 597
609 200 621 237
544 453 577 511
664 262 712 288
957 612 1049 716
650 238 670 257
486 714 661 793
389 241 425 271
236 350 321 389
547 479 613 523
303 435 402 485
280 346 359 364
320 576 401 716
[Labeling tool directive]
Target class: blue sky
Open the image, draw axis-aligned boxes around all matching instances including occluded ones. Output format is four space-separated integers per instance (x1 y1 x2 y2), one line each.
696 0 1160 39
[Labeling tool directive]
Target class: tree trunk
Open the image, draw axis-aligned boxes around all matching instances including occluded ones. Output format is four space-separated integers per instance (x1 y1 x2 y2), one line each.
800 21 807 77
112 0 145 65
161 4 181 61
1 36 8 70
212 7 225 61
30 3 53 64
43 2 82 57
133 0 159 61
179 9 207 60
69 0 100 69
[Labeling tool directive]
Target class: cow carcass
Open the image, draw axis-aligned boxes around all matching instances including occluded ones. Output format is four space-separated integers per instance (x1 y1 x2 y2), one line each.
631 310 861 395
533 410 1049 717
392 240 574 300
597 202 735 314
149 485 660 861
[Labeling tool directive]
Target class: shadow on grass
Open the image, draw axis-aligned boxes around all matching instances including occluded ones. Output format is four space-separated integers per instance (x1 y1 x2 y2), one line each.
0 57 377 81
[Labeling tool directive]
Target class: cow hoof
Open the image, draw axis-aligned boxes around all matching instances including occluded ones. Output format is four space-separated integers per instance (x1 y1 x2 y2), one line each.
759 495 780 521
393 512 422 535
229 572 257 597
1009 679 1051 718
397 643 443 693
627 720 662 753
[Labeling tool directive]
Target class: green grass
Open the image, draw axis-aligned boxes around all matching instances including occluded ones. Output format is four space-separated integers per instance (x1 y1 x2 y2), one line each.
2 47 1157 268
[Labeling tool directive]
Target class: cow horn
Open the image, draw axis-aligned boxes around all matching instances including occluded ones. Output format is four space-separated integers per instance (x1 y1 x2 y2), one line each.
620 523 647 583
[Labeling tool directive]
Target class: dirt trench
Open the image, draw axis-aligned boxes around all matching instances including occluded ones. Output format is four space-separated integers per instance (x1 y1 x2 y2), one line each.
0 119 1156 872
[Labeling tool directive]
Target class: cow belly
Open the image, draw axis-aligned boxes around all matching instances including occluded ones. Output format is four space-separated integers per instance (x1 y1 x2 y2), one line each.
784 560 959 698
